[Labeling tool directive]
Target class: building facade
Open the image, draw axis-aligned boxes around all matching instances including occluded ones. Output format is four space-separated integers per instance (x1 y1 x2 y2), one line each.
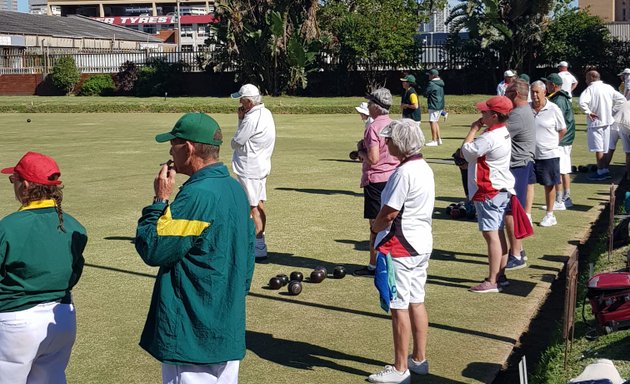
0 0 18 12
37 0 216 52
580 0 630 22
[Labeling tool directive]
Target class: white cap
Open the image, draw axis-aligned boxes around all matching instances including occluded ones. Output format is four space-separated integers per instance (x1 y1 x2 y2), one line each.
230 84 260 99
504 70 516 77
618 68 630 76
355 102 369 116
558 61 569 67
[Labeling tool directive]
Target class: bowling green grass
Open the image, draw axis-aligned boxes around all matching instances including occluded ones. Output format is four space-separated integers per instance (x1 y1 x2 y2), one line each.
0 110 628 383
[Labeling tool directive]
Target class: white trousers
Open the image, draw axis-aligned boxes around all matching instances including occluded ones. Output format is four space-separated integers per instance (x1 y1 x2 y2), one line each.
162 360 240 384
0 301 76 384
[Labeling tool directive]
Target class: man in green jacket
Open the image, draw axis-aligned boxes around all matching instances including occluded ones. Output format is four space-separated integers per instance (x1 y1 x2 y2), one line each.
545 73 575 210
425 69 445 147
135 112 255 383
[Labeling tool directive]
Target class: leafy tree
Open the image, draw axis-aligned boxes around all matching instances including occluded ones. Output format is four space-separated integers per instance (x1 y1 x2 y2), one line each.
50 56 80 95
134 58 190 97
446 0 570 74
207 0 320 95
318 0 445 90
542 9 614 73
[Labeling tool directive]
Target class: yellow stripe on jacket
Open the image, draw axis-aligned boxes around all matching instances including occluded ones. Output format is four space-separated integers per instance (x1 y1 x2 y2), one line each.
157 206 211 236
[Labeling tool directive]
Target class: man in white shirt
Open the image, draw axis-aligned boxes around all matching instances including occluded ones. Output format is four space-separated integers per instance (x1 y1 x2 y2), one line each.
231 84 276 260
578 71 626 181
557 61 578 99
531 81 566 227
497 70 517 96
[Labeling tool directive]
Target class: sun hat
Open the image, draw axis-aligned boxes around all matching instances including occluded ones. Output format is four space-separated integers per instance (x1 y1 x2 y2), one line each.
355 102 369 115
155 112 223 146
542 73 563 86
504 70 516 77
557 61 569 67
400 74 416 83
365 88 393 110
475 95 513 115
617 68 630 76
230 84 260 99
1 152 61 185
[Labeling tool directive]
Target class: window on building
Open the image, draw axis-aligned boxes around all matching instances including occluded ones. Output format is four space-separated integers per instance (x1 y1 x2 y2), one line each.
182 45 193 52
181 25 193 37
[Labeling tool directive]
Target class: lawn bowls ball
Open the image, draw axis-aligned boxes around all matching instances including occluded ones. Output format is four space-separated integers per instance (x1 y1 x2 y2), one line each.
290 271 304 282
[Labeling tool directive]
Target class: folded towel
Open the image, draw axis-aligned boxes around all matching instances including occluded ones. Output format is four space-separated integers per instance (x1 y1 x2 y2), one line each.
511 195 533 239
374 252 397 313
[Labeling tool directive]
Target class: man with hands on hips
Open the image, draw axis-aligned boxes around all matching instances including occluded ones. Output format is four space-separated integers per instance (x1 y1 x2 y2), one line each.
135 112 255 384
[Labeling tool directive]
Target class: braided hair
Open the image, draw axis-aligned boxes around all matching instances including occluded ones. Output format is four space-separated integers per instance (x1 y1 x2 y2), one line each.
20 175 65 232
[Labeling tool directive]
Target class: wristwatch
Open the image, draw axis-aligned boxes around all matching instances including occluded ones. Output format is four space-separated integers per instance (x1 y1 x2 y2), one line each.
152 197 169 205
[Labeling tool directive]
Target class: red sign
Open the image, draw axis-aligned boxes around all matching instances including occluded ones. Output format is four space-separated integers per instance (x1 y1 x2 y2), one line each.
92 15 217 25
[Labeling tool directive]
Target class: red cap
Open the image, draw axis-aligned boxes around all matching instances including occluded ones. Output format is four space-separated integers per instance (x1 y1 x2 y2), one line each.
1 152 62 185
475 96 513 115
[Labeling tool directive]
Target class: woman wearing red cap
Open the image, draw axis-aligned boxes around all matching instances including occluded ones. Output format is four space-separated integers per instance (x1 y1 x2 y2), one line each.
461 97 516 293
0 152 87 383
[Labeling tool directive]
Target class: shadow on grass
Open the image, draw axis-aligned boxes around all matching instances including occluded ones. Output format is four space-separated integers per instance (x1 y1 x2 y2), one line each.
462 362 502 383
85 263 155 279
424 158 455 166
249 291 516 343
275 187 362 197
104 236 135 243
246 330 383 376
432 248 488 260
590 334 630 361
319 158 359 164
335 239 369 251
258 251 364 272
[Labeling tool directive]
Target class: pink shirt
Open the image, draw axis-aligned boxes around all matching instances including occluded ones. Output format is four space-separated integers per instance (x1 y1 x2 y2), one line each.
361 115 399 187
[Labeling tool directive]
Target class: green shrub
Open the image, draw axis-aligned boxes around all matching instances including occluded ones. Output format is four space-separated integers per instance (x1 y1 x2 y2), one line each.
50 56 80 95
79 74 115 96
134 58 190 97
114 61 140 95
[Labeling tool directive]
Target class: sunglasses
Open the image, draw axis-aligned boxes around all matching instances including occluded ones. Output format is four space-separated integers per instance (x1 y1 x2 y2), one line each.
8 174 21 184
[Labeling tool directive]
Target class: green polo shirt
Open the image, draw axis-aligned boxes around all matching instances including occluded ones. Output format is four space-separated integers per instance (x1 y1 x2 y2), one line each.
0 199 87 312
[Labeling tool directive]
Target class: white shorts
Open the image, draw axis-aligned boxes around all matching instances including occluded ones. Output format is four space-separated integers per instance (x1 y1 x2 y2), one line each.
162 360 240 384
558 145 572 174
0 301 76 384
609 125 630 152
428 109 442 122
237 176 267 207
390 253 430 310
587 125 611 153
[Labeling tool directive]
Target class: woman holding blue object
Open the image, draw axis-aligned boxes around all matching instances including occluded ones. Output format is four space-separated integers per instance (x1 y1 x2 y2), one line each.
367 119 435 384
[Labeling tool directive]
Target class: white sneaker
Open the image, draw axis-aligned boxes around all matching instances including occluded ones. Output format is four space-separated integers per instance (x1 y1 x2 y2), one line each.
540 214 557 227
541 201 566 211
563 197 573 208
368 365 411 383
407 356 429 375
255 236 267 259
425 141 439 147
438 139 443 145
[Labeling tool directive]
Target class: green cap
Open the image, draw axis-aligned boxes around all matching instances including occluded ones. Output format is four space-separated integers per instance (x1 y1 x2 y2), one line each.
542 73 563 86
155 113 223 146
426 69 439 76
400 74 416 83
518 73 530 83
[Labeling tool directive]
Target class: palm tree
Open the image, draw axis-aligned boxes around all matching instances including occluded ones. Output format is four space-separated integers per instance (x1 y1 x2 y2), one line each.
447 0 558 73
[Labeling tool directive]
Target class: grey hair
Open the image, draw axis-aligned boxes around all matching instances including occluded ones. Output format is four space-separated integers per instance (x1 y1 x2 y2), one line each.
531 80 546 91
383 118 425 157
372 103 389 115
242 95 262 105
370 88 392 115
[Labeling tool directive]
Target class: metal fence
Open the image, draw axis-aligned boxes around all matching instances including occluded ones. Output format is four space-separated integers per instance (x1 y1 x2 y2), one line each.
0 46 457 75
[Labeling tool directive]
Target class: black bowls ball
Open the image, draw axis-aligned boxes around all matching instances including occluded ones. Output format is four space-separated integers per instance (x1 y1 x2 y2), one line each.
314 266 328 278
333 266 346 279
290 271 304 282
310 270 325 283
268 277 282 290
287 280 302 295
276 274 289 286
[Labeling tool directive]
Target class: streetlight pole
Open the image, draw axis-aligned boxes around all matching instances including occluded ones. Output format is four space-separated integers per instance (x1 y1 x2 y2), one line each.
176 0 181 52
